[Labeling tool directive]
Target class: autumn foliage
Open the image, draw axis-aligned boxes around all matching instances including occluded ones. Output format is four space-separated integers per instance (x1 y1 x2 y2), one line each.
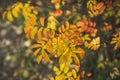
2 0 120 80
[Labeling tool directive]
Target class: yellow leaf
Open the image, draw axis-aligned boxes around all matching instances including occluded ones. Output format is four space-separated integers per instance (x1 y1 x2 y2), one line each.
88 11 94 17
36 55 42 64
112 38 119 41
36 40 45 47
33 10 38 15
110 40 117 44
58 27 62 33
50 77 55 80
89 37 100 50
61 25 65 32
63 65 69 73
7 11 13 21
72 69 76 78
76 75 80 80
64 51 72 63
55 71 61 76
47 16 57 29
65 21 70 30
62 47 69 56
74 65 80 72
85 41 89 47
67 72 72 77
12 7 19 18
39 17 44 26
60 63 65 71
30 27 37 39
32 44 42 48
72 54 80 65
59 56 64 64
33 48 41 56
53 66 59 72
114 42 119 50
2 11 7 20
91 29 97 37
84 34 91 41
68 77 74 80
42 49 50 62
55 3 60 9
97 63 105 69
37 28 43 39
48 16 58 23
47 22 56 30
73 48 85 59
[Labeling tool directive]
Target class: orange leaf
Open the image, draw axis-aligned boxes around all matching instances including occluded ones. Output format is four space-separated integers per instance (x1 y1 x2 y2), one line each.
32 44 42 48
39 17 45 26
33 48 41 56
36 55 42 64
30 27 37 39
77 22 85 27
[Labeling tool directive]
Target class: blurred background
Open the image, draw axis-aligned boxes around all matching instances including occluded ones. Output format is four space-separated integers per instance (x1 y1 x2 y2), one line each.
0 0 54 80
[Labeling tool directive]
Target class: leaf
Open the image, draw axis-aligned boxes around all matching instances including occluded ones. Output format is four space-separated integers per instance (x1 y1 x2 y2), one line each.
39 17 45 26
48 16 58 23
55 71 61 76
72 69 77 78
63 65 69 73
24 26 31 34
77 21 85 27
65 21 70 30
30 27 37 39
48 29 55 38
110 33 120 50
97 2 104 9
82 34 91 42
36 55 42 64
74 65 80 72
47 22 57 30
2 11 7 20
7 11 13 21
67 72 72 77
42 28 48 38
99 5 106 14
32 44 42 48
33 48 41 56
49 37 68 57
47 16 58 30
37 27 43 41
88 37 100 50
68 77 74 80
59 56 65 64
72 54 80 65
12 7 19 18
60 63 65 71
50 77 55 80
73 48 85 59
53 66 59 72
42 49 51 62
62 47 69 56
76 75 80 80
61 25 65 32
